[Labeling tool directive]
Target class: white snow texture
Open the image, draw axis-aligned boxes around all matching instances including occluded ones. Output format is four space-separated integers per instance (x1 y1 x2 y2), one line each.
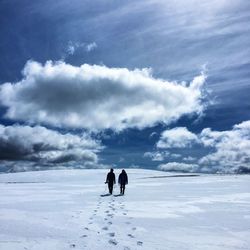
0 169 249 250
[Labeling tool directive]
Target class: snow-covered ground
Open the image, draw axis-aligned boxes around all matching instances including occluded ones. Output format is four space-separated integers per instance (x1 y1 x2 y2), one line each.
0 169 250 250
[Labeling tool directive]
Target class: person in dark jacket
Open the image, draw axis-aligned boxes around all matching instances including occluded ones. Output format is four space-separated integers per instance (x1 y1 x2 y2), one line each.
105 168 116 194
118 169 128 195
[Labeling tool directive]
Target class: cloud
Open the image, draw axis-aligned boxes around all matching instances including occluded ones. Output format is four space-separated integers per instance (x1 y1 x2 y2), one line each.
183 156 197 162
118 157 125 162
149 132 158 138
66 43 76 55
143 151 169 161
171 153 182 159
153 120 250 173
157 127 199 148
199 120 250 173
66 41 97 56
0 124 102 172
85 42 97 52
0 60 206 131
158 162 199 173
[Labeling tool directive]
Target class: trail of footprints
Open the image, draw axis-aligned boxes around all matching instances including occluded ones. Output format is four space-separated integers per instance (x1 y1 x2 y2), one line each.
80 196 143 249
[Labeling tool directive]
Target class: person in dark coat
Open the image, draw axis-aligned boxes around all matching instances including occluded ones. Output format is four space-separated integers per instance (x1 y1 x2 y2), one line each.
105 168 116 194
118 169 128 195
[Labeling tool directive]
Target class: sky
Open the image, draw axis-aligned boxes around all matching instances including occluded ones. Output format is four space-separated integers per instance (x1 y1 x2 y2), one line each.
0 0 249 173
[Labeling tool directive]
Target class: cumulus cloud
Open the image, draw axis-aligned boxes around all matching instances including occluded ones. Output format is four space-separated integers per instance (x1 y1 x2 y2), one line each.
0 60 206 131
157 127 199 148
153 120 250 173
0 124 102 172
143 151 169 161
199 120 250 173
158 162 199 173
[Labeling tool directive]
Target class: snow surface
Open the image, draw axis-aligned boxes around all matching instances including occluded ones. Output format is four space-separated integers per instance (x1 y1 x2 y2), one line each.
0 169 250 250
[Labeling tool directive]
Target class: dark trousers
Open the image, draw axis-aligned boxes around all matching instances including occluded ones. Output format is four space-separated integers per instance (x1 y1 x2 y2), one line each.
108 183 114 194
120 184 125 195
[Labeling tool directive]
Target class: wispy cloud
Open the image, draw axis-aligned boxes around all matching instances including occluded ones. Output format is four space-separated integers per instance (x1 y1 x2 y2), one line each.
65 41 97 56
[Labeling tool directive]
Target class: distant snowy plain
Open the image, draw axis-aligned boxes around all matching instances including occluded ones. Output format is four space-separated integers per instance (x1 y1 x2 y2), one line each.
0 169 250 250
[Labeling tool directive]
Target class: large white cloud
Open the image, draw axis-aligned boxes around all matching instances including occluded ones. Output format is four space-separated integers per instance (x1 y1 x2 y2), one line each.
0 124 102 172
157 127 199 148
154 120 250 173
199 120 250 173
0 60 206 131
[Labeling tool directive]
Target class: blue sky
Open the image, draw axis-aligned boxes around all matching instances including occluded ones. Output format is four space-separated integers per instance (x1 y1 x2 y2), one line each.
0 0 249 173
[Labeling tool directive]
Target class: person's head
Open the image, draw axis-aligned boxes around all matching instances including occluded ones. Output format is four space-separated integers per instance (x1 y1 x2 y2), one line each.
122 169 126 174
110 168 114 173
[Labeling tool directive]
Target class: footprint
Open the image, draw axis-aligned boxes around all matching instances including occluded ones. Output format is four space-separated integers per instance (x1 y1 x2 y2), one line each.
94 210 97 212
132 227 136 231
137 241 143 246
109 239 118 245
102 226 109 231
108 221 112 225
105 210 109 213
123 212 127 215
108 232 115 237
125 221 131 225
127 234 135 238
70 244 76 248
81 235 88 238
84 227 89 230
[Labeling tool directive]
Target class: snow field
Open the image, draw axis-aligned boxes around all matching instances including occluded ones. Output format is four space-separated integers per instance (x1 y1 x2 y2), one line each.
0 169 250 250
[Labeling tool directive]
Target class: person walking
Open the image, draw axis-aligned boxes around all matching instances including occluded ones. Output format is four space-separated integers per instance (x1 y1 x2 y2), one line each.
105 168 116 194
118 169 128 195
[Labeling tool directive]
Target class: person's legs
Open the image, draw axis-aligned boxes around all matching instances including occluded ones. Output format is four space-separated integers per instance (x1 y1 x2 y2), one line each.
120 185 122 194
121 184 125 195
123 185 125 194
108 183 113 194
